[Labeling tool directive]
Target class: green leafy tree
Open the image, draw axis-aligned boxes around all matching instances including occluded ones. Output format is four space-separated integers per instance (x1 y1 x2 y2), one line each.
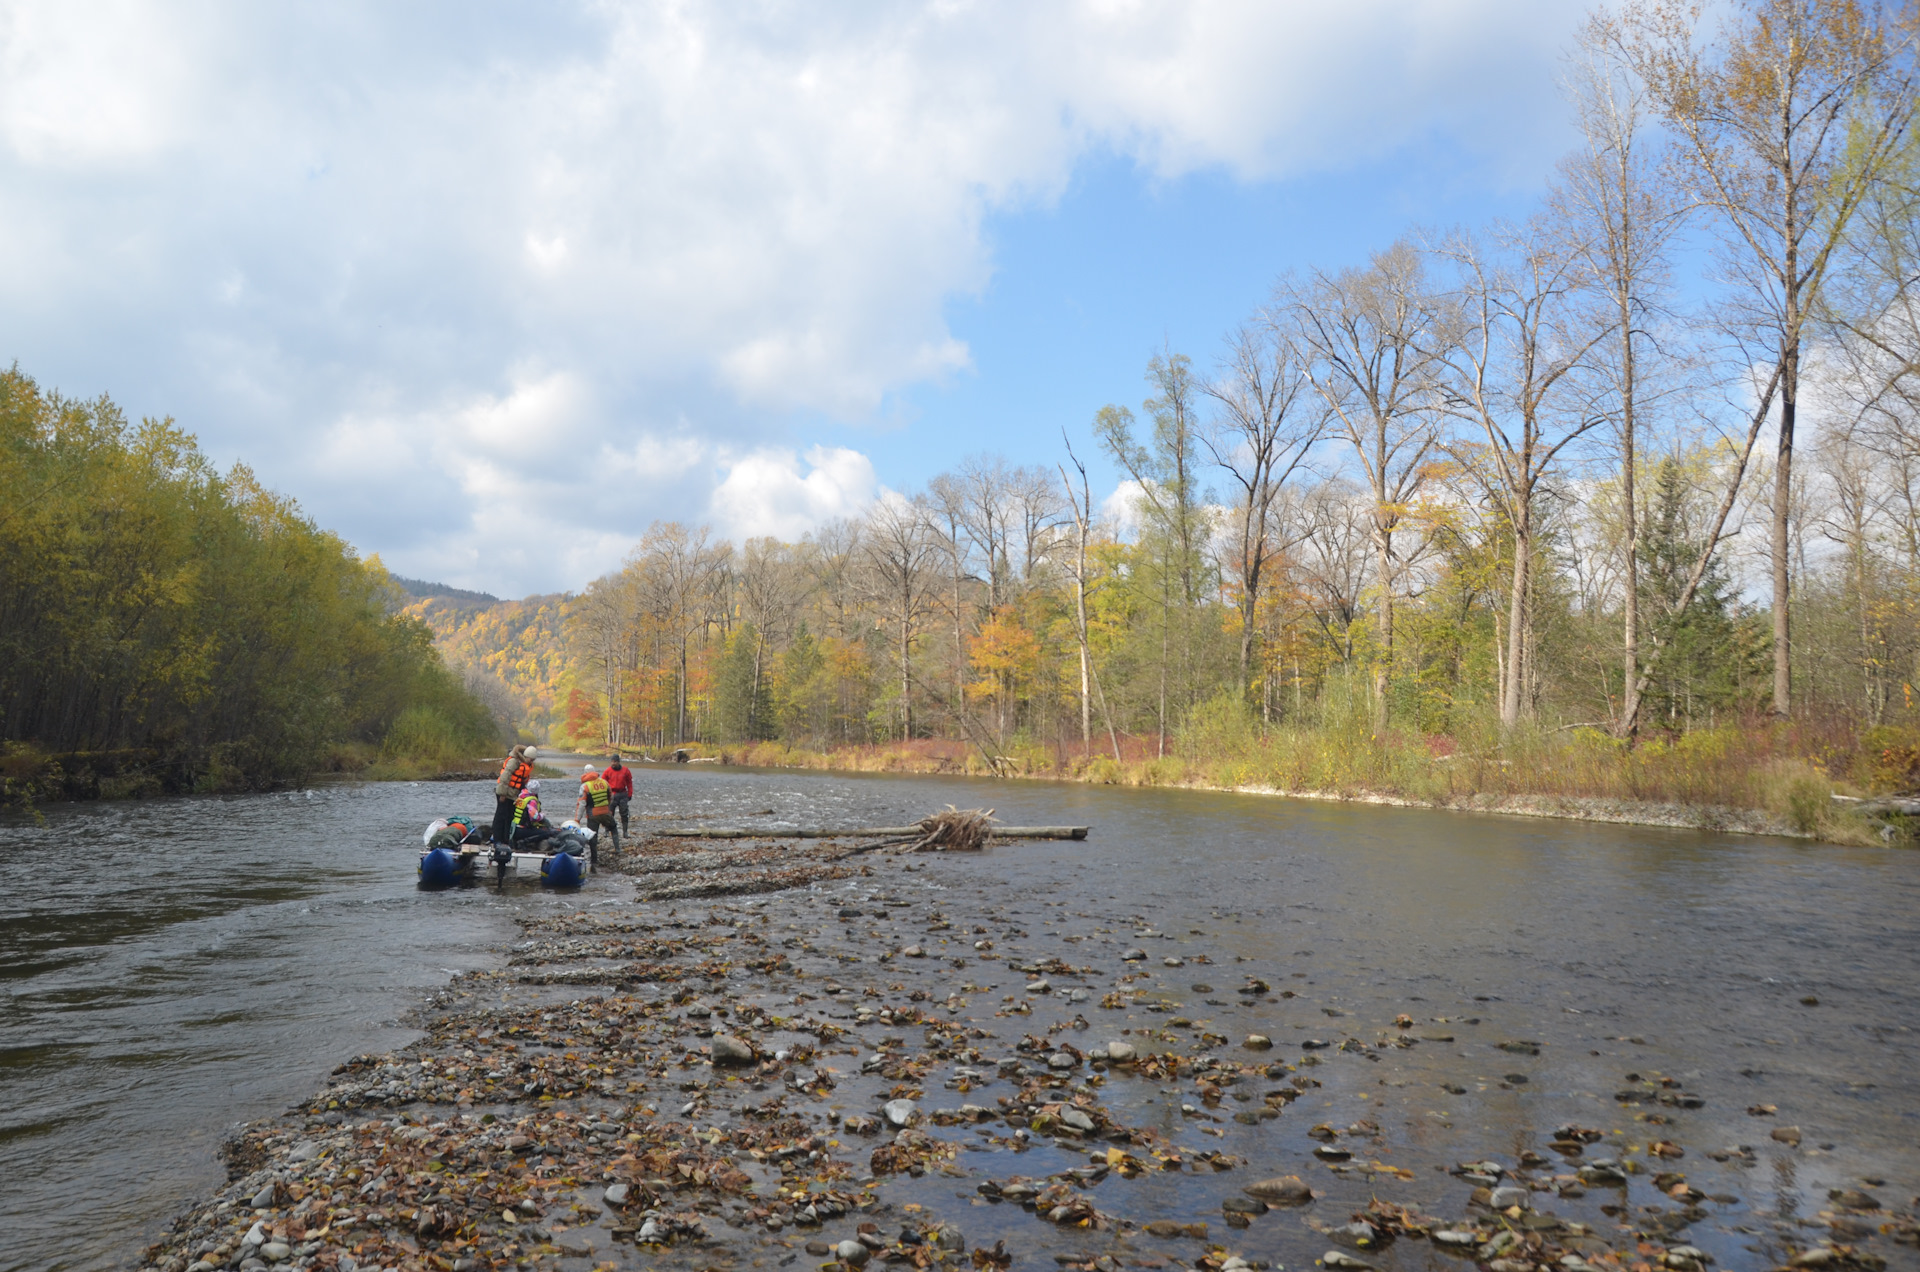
0 368 499 792
714 622 775 742
1636 457 1768 728
1095 351 1216 753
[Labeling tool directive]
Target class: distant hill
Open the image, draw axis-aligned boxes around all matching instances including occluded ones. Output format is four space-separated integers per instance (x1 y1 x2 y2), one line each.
403 591 574 740
391 575 500 606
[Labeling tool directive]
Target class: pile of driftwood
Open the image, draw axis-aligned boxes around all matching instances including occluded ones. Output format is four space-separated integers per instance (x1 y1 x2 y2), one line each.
653 807 1088 854
902 806 994 851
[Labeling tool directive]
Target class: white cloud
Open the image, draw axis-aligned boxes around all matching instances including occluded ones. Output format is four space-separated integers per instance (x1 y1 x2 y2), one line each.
0 0 1583 592
302 370 712 595
0 1 200 165
299 378 880 593
1103 479 1149 538
710 446 880 542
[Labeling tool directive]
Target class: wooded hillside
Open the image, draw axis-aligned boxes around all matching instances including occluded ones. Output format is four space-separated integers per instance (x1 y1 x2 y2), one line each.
402 593 574 742
0 369 500 797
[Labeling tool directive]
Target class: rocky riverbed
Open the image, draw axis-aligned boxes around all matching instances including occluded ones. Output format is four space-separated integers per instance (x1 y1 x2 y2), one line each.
139 829 1920 1272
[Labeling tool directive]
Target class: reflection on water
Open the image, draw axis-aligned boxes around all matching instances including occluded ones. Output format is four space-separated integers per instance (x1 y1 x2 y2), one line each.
3 767 1917 1270
858 778 1920 1271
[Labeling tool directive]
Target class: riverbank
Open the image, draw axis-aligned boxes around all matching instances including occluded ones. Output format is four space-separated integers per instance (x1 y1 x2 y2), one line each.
707 732 1914 847
137 818 1920 1272
0 746 544 806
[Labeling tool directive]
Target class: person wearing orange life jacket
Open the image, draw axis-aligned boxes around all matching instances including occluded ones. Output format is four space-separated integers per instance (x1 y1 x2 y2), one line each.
575 764 618 869
491 744 538 848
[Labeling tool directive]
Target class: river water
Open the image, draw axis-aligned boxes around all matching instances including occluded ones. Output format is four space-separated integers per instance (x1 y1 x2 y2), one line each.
3 770 1916 1271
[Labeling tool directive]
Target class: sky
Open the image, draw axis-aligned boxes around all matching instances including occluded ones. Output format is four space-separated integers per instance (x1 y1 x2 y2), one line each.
0 0 1593 597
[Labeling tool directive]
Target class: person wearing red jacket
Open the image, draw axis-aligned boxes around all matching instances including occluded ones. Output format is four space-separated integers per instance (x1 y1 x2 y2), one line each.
601 754 634 835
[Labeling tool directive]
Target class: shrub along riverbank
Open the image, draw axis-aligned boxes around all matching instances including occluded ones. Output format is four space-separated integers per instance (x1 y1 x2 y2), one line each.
714 696 1920 847
0 369 501 805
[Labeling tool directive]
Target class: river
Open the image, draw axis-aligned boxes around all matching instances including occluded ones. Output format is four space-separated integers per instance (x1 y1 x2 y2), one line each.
2 769 1916 1271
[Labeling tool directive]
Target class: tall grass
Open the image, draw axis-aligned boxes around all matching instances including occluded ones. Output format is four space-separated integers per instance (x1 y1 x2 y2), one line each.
715 695 1918 845
367 699 499 779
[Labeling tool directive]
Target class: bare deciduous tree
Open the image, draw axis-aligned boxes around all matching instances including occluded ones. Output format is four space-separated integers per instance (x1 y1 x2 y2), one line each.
803 518 864 643
860 495 941 739
1060 434 1124 759
574 570 636 747
1555 15 1690 737
734 537 811 739
1285 240 1454 730
1622 0 1919 716
1437 222 1610 728
1823 119 1920 573
1201 315 1323 701
926 473 975 721
1289 478 1374 670
634 521 731 745
1010 464 1066 587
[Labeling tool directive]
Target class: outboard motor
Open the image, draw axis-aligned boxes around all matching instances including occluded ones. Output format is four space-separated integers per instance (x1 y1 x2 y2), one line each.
491 839 512 885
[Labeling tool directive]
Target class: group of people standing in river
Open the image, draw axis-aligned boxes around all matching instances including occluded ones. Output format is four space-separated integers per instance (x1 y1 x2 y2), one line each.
490 745 634 870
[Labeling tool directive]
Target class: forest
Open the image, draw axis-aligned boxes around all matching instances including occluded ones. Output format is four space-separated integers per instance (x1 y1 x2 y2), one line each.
0 369 499 800
554 6 1920 832
400 586 574 742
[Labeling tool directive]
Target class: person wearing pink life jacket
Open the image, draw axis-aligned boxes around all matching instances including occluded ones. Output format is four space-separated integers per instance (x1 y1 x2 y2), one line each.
510 780 556 848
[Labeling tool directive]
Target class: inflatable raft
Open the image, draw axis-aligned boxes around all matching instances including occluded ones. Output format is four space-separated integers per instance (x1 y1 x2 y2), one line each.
418 815 592 888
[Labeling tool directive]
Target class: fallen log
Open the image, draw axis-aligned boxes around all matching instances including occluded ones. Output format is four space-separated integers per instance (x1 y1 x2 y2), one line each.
1843 797 1920 816
654 825 1089 840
